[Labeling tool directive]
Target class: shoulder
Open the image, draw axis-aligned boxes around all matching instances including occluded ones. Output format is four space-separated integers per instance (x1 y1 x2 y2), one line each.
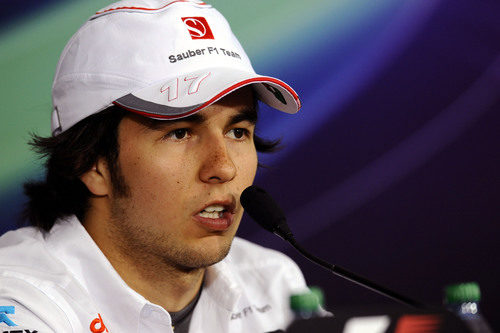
0 277 73 332
0 227 77 332
226 237 307 291
213 238 308 329
0 226 67 278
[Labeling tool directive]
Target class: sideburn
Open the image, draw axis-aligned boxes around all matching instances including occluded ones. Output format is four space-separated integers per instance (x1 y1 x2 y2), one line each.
109 159 131 198
105 120 131 198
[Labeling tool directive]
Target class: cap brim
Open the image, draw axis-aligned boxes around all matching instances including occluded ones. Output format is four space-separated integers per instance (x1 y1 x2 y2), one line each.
113 67 301 119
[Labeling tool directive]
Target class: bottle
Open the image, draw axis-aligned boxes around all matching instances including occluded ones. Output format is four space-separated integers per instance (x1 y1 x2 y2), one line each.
289 286 326 320
444 282 493 333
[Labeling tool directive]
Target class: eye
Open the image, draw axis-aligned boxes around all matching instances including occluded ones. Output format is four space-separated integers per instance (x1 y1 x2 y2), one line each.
165 128 191 141
227 128 249 140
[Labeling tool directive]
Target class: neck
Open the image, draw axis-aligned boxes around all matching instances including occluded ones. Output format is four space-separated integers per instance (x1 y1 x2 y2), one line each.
83 201 204 312
120 260 204 312
108 248 205 312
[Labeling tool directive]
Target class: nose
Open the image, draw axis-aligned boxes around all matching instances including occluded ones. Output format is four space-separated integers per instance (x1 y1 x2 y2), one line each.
199 136 236 184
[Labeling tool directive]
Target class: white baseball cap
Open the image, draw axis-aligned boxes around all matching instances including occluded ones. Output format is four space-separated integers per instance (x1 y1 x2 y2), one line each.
51 0 301 135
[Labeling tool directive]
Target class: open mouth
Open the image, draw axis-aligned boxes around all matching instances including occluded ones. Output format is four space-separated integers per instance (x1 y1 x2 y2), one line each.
194 202 236 231
197 204 227 219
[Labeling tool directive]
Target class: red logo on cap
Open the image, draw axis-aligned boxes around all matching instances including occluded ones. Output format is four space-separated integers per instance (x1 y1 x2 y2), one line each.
182 17 214 39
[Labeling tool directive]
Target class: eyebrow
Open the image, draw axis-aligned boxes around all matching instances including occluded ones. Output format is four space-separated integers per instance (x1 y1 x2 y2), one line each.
227 106 257 126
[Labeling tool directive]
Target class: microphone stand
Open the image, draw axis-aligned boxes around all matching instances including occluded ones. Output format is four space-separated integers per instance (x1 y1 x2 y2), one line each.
283 233 428 310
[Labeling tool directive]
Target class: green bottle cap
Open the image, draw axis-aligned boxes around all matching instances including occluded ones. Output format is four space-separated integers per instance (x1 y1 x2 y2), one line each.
290 287 324 311
444 282 481 304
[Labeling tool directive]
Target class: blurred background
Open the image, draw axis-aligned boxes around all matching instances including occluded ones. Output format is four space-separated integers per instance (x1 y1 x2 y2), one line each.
1 0 499 330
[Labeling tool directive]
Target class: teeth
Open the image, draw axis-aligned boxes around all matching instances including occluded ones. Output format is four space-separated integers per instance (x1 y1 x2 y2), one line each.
203 205 225 212
198 211 223 219
197 204 227 219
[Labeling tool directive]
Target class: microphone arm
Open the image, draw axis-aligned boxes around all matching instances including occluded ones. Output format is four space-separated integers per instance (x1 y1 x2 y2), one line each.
241 185 428 310
284 233 427 309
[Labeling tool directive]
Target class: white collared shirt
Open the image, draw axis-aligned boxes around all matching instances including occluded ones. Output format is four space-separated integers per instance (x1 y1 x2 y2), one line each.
0 216 307 332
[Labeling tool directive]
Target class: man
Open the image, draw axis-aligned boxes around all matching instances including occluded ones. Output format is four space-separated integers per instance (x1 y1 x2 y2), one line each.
0 0 306 332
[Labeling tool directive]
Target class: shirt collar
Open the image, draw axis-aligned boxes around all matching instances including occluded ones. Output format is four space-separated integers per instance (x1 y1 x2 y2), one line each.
203 255 243 311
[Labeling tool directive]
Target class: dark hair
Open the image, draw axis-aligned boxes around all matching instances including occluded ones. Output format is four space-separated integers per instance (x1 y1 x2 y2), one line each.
23 104 279 231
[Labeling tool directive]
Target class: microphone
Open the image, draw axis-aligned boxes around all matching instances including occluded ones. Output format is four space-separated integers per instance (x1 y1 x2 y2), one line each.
239 185 294 241
240 185 428 310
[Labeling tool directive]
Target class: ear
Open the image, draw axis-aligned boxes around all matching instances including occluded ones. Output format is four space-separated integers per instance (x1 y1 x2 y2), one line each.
80 158 111 196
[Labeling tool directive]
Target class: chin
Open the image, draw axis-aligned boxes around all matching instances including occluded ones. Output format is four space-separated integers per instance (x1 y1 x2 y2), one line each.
173 237 234 271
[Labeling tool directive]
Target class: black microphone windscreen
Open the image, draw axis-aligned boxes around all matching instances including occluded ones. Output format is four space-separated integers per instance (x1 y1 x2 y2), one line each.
240 185 291 238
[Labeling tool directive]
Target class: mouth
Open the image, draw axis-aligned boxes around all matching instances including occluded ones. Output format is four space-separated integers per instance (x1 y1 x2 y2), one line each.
194 201 236 231
198 204 228 218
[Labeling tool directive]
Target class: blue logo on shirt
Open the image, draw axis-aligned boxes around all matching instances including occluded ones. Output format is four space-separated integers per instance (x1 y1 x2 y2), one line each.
0 306 17 326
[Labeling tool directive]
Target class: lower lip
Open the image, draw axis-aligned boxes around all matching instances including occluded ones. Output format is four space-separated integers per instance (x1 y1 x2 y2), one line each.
194 211 234 231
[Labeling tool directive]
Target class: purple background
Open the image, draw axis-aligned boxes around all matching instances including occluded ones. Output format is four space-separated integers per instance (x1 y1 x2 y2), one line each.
1 0 499 330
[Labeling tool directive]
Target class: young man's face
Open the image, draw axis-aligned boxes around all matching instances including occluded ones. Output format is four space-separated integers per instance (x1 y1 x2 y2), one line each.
106 87 258 270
